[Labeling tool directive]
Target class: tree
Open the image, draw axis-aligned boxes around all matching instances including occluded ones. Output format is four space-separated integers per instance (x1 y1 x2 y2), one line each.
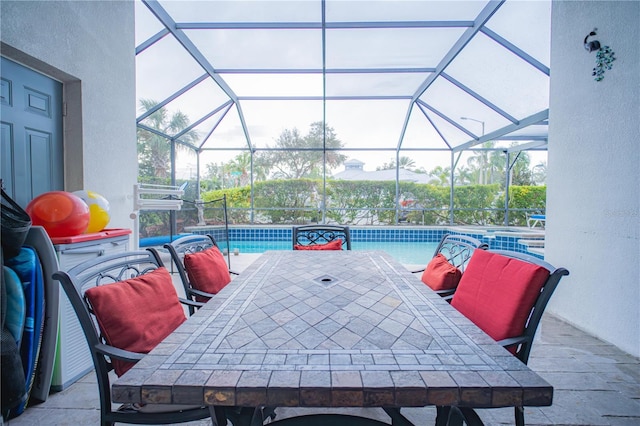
509 151 534 186
226 152 252 187
377 156 417 171
137 99 199 178
466 142 495 185
428 165 451 186
259 122 346 179
487 148 506 184
201 162 224 191
455 165 474 185
531 162 547 185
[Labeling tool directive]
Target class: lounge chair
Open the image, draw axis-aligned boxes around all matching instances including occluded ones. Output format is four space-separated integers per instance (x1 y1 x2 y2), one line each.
527 214 546 228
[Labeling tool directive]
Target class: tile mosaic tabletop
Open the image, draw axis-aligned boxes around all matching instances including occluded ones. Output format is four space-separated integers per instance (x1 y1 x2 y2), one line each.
112 250 552 409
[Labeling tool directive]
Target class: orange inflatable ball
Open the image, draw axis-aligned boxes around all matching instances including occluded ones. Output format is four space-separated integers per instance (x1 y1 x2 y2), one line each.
26 191 90 238
72 190 111 233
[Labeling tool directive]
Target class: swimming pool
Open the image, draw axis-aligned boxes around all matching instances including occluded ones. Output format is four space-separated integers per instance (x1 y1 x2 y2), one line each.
221 240 438 265
186 225 544 263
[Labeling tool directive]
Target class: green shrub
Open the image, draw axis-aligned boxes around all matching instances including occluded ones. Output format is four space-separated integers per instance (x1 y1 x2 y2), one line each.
193 180 546 226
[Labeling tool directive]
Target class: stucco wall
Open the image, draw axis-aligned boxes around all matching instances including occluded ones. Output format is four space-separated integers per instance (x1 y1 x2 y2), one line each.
547 1 640 356
1 0 136 232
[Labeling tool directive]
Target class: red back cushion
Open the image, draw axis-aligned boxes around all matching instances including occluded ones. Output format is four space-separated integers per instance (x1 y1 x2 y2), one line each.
451 250 549 346
421 253 463 291
84 267 186 376
184 247 231 301
293 239 343 250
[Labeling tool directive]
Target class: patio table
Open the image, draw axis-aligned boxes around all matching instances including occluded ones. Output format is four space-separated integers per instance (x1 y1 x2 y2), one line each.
112 250 552 425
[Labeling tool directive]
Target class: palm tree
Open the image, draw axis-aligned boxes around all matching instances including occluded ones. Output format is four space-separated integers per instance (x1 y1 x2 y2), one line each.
137 99 199 178
510 151 534 185
465 144 488 185
377 156 417 171
487 148 506 185
227 152 252 187
398 156 416 169
428 165 451 186
455 165 474 185
466 142 513 185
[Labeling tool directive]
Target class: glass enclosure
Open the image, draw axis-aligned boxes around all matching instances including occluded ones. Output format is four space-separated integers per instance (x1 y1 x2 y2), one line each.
134 0 550 234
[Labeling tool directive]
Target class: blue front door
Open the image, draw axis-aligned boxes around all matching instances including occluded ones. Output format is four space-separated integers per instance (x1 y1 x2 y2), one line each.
1 57 64 207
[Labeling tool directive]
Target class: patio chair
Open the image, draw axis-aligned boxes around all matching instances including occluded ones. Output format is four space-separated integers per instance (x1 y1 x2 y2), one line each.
292 224 352 250
438 249 569 426
411 234 488 297
51 249 228 426
164 234 238 314
527 214 546 228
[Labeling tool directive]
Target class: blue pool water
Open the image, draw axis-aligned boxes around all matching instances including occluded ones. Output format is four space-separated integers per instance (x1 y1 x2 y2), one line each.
222 240 438 265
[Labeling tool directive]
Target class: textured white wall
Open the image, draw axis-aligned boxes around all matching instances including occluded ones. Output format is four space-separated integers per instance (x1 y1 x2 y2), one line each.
1 1 136 232
547 1 639 356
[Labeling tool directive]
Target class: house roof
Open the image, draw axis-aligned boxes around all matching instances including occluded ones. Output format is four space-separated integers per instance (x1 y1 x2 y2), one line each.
333 160 434 183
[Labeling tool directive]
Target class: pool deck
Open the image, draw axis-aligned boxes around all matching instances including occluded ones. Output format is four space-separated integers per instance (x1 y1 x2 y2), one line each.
8 253 639 425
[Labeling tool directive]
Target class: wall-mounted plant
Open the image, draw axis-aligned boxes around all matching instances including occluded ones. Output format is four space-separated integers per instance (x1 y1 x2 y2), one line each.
584 28 616 82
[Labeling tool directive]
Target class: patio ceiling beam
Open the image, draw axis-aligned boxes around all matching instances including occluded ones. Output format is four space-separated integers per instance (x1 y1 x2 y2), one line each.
321 0 327 224
395 102 415 154
198 103 234 150
176 20 474 30
142 0 254 152
143 1 236 100
236 96 413 101
440 72 519 124
136 73 209 123
173 100 234 140
495 135 548 141
410 1 505 103
505 140 548 153
416 100 477 139
416 103 453 150
136 123 193 150
215 67 436 74
480 27 550 76
396 0 505 151
135 28 169 55
198 146 452 152
453 109 549 152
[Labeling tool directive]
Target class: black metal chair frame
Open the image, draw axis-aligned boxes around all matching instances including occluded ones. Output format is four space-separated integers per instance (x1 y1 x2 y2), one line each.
52 249 223 426
164 234 238 315
292 225 352 250
436 250 569 426
411 233 489 297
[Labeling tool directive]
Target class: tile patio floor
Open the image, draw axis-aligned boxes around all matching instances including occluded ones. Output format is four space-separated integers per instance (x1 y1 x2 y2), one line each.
6 254 640 426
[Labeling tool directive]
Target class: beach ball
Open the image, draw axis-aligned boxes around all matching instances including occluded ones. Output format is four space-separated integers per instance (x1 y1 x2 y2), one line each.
73 190 111 233
26 191 90 238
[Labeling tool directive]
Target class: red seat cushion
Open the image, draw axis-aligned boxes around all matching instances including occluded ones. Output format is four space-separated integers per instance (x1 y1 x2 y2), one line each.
451 250 550 346
421 253 463 291
84 267 186 376
184 247 231 301
293 239 343 250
